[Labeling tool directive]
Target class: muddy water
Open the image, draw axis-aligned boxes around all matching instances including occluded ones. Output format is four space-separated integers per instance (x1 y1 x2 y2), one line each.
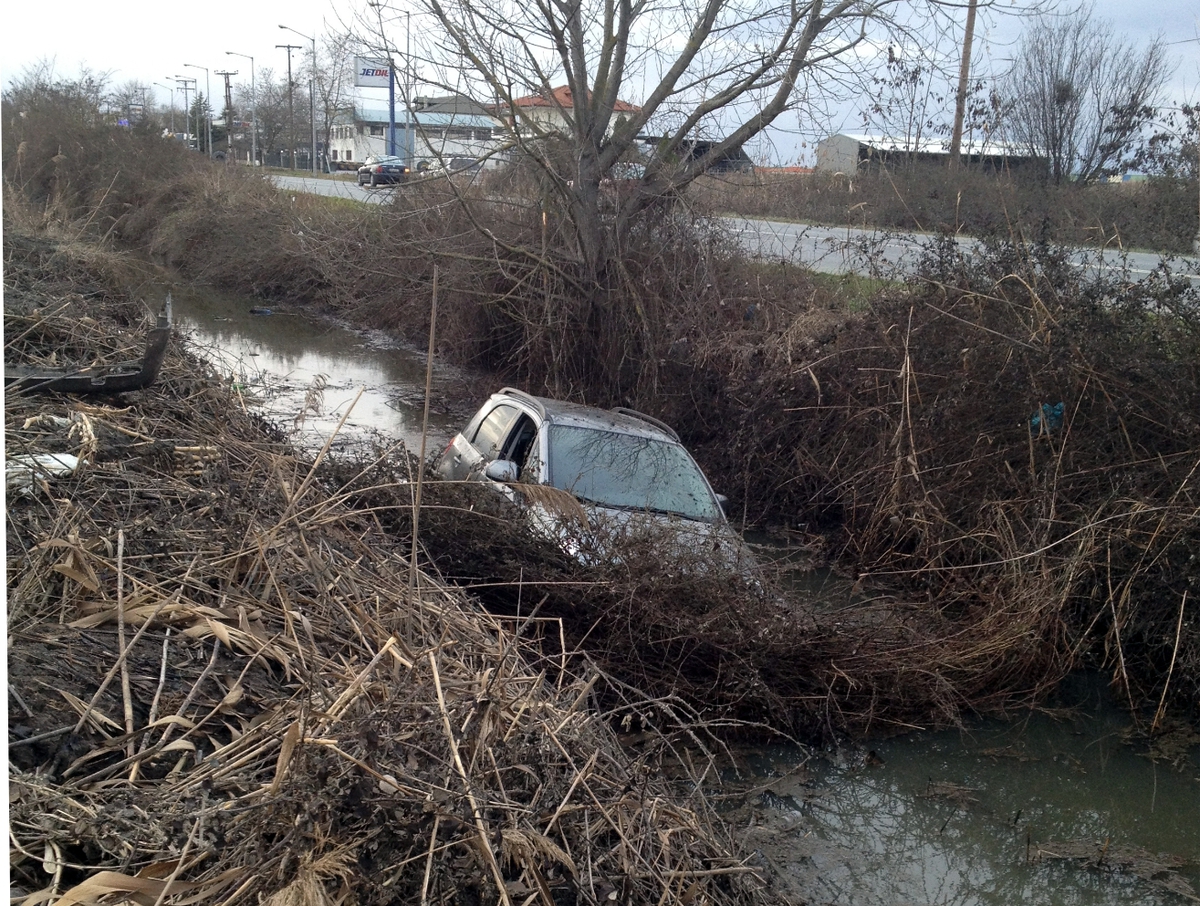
173 286 1200 906
735 675 1200 905
171 285 471 456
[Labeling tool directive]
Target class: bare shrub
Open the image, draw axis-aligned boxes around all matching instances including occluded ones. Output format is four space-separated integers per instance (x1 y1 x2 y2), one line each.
693 167 1199 254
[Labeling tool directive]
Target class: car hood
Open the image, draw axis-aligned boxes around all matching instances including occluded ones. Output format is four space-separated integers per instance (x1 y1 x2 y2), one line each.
525 498 758 577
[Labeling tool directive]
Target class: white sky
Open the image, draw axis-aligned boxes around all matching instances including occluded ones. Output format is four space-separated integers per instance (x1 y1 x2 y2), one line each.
2 0 1198 165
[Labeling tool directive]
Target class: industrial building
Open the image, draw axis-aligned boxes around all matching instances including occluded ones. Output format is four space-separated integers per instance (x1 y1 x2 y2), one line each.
815 132 1043 174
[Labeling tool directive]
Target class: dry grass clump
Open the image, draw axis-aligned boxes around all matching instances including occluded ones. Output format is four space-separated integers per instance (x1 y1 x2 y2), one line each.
679 238 1200 722
5 231 777 906
329 462 1075 740
688 167 1199 254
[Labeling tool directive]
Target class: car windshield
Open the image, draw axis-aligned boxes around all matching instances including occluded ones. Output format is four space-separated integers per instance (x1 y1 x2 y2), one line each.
546 425 721 523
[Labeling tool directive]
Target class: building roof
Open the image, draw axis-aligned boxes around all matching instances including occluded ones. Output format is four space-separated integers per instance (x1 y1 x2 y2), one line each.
507 85 640 113
828 132 1031 158
353 104 500 130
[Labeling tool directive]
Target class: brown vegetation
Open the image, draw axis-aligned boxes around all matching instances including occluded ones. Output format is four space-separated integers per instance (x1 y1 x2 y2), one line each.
5 100 1199 740
5 232 777 906
691 168 1200 255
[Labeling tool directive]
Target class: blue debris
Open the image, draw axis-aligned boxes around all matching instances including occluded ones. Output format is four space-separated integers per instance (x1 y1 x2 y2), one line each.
1030 401 1064 435
249 307 273 316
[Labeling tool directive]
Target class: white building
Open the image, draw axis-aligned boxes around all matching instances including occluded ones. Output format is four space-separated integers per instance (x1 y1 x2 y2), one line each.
499 85 641 137
329 95 506 170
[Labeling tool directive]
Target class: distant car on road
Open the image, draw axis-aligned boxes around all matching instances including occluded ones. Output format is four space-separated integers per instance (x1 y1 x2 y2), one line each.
357 156 409 187
417 157 483 178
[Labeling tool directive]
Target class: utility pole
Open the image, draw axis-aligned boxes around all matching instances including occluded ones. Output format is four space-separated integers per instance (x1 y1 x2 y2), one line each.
216 69 237 157
948 0 979 169
280 25 318 174
277 44 302 169
183 64 212 157
174 76 196 150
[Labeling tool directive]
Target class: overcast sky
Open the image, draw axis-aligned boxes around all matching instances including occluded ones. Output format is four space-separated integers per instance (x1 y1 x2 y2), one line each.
3 0 1197 165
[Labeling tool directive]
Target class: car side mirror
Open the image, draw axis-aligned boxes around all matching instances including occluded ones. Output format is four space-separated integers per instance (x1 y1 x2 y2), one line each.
484 459 518 482
715 493 729 512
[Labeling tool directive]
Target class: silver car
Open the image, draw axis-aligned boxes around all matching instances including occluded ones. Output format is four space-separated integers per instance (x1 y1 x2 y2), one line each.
435 388 753 570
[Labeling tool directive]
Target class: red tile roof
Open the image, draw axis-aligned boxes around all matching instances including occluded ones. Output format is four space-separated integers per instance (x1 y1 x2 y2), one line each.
508 84 640 113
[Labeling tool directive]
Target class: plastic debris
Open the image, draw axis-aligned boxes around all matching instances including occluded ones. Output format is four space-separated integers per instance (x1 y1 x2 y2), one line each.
1030 401 1065 436
6 453 81 496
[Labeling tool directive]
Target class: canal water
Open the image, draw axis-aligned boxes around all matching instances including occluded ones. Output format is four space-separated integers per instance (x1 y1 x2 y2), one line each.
174 287 1200 906
172 284 471 457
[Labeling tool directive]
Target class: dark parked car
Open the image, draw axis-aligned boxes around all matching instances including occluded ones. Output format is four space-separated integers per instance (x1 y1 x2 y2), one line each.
435 387 755 572
357 156 409 187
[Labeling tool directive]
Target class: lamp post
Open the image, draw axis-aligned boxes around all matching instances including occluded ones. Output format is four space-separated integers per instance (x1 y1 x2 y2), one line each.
153 82 175 133
225 51 257 166
404 11 413 167
368 3 416 166
182 63 212 157
279 24 318 174
174 76 196 150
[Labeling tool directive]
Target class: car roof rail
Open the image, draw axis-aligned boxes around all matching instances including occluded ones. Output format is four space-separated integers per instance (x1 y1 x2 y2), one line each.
611 407 680 441
498 386 546 418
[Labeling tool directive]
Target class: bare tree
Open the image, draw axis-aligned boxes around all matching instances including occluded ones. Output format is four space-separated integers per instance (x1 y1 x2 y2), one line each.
108 79 150 124
359 0 972 280
312 34 358 170
4 60 112 127
859 45 949 165
242 68 294 167
1002 4 1172 184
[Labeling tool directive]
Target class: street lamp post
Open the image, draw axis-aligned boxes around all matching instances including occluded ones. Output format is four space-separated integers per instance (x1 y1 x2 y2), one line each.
153 82 175 133
182 63 212 157
279 24 318 174
277 44 301 168
225 51 257 166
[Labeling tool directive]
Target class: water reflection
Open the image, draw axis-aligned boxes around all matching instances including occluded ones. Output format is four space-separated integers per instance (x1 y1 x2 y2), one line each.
170 285 464 455
736 677 1200 905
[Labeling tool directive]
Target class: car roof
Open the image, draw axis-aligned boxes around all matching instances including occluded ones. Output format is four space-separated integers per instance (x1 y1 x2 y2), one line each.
492 387 681 442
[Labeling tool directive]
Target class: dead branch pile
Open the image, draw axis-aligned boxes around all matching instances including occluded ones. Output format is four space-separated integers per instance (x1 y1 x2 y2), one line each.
5 233 778 906
331 466 1066 740
679 238 1200 721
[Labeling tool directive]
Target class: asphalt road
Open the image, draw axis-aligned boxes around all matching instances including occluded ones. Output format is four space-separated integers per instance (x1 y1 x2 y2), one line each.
273 173 389 204
725 217 1200 282
271 174 1200 280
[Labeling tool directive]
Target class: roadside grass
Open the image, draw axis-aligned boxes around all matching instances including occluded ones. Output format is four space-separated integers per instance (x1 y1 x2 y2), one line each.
808 271 895 311
689 169 1199 256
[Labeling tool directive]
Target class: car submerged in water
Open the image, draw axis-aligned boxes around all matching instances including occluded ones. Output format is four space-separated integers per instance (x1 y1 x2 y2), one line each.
434 388 756 574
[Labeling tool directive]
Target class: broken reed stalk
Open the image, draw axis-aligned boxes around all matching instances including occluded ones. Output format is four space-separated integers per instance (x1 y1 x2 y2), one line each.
116 530 135 757
71 555 201 737
1152 590 1189 735
429 649 513 906
411 265 439 600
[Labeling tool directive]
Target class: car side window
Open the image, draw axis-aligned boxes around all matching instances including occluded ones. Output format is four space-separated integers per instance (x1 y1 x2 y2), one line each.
503 416 538 479
471 404 520 461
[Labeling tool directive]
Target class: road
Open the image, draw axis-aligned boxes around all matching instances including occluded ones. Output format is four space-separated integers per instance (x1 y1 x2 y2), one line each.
273 173 388 204
724 217 1200 281
271 175 1199 280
